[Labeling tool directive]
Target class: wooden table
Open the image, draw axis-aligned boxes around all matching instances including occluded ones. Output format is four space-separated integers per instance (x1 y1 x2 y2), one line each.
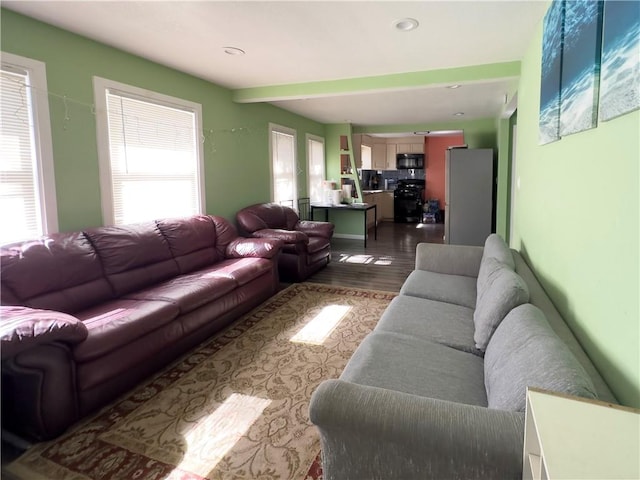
311 203 377 248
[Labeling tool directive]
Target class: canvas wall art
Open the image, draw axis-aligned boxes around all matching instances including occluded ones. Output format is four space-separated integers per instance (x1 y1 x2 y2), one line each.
559 0 603 137
599 0 640 122
539 0 565 145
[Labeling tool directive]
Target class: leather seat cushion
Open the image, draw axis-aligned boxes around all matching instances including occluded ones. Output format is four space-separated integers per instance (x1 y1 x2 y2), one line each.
197 257 274 286
73 299 180 362
124 273 238 313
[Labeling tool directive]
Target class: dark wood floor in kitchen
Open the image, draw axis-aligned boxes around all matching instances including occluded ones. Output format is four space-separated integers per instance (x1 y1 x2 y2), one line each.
307 221 444 292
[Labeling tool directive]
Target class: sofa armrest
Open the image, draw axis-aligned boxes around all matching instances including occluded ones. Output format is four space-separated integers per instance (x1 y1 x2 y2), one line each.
1 306 88 360
225 237 284 259
251 228 309 245
415 242 484 277
310 379 525 480
296 221 334 239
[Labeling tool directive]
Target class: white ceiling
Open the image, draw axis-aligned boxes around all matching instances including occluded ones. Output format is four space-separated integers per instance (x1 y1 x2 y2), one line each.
4 0 550 126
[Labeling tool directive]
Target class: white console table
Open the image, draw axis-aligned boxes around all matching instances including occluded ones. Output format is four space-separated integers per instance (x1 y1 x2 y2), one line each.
523 387 640 479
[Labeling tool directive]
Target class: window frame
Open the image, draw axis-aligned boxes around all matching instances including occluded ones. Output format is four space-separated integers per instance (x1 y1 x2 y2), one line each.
268 122 298 206
93 76 205 226
1 52 58 241
305 133 325 204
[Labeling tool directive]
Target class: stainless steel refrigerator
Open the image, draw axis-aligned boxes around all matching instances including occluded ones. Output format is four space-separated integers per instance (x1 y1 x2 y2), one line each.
444 148 493 246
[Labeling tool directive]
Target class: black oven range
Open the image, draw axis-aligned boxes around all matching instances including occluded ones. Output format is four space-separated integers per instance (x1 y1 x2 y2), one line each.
394 179 425 223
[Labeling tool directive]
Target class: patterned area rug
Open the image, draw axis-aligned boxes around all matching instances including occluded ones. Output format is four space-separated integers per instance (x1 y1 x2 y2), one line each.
6 283 395 480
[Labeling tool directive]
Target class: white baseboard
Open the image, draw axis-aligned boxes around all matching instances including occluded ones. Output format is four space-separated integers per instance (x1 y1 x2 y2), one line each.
333 233 365 240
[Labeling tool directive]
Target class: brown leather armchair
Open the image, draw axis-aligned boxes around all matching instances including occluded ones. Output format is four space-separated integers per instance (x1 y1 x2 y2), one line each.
236 203 334 281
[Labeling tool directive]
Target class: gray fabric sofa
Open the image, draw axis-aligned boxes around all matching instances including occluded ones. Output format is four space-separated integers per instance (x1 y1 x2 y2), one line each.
310 235 616 480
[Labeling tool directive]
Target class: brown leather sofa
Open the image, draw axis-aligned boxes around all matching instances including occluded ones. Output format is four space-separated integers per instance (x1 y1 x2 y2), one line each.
0 215 283 441
236 203 334 282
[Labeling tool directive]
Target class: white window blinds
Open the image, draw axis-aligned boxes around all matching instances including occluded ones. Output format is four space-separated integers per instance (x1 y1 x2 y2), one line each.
101 87 203 225
0 63 54 244
307 136 325 204
270 126 297 206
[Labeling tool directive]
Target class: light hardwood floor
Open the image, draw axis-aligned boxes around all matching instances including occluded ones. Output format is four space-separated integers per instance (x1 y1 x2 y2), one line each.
307 221 444 292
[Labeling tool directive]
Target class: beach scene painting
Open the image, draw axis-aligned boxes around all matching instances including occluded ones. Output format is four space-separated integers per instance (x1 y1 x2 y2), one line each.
539 0 565 145
599 0 640 122
559 0 603 137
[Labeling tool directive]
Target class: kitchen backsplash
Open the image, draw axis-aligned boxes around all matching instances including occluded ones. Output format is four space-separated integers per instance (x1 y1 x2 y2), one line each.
360 169 425 190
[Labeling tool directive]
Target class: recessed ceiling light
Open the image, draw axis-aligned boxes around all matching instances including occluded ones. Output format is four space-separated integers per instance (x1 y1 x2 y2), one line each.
454 112 465 116
223 46 245 56
394 18 419 32
447 84 461 89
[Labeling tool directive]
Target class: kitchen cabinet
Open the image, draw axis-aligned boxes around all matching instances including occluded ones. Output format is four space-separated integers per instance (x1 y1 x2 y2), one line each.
363 193 377 230
396 143 424 154
372 144 387 170
379 192 394 221
386 144 397 170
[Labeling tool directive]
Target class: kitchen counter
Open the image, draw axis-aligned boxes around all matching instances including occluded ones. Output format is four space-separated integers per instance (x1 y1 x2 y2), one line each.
362 189 395 194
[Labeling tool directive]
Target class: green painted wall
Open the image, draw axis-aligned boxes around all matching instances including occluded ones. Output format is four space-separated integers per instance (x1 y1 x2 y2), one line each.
496 116 511 239
514 21 640 406
1 9 324 231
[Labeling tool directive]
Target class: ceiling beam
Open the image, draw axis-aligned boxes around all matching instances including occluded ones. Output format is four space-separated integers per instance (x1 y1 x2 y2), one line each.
232 61 520 103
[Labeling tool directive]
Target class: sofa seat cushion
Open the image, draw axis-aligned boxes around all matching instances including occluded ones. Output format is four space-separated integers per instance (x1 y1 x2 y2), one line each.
73 299 180 362
196 257 274 286
374 296 480 356
484 304 597 412
124 273 238 314
473 258 529 351
307 236 330 254
341 332 488 407
400 270 477 309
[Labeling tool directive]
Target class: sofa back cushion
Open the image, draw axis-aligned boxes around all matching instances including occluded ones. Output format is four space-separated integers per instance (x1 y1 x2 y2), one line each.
236 203 300 235
481 234 515 269
85 221 179 296
156 216 221 274
484 304 597 411
473 258 529 350
0 233 114 313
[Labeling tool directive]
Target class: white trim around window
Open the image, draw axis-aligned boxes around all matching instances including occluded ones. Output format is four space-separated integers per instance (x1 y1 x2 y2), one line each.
93 76 205 225
1 52 58 243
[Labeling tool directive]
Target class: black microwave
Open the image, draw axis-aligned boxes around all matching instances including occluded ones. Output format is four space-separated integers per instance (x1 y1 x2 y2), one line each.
396 153 424 169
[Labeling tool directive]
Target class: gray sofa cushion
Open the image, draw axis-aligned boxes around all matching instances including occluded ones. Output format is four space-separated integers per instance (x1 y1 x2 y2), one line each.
374 295 481 356
484 304 597 411
473 259 529 350
482 234 514 270
341 332 488 407
400 270 477 309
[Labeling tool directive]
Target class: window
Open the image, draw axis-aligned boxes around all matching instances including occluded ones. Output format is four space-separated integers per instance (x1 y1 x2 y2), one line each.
306 134 325 204
93 77 204 225
269 123 297 206
0 53 58 244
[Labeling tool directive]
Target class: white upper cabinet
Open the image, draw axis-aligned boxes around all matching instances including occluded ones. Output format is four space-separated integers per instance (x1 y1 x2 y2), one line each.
386 144 397 170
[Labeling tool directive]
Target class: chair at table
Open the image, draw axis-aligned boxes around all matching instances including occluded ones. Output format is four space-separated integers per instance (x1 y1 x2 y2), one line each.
236 203 334 282
297 197 311 221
